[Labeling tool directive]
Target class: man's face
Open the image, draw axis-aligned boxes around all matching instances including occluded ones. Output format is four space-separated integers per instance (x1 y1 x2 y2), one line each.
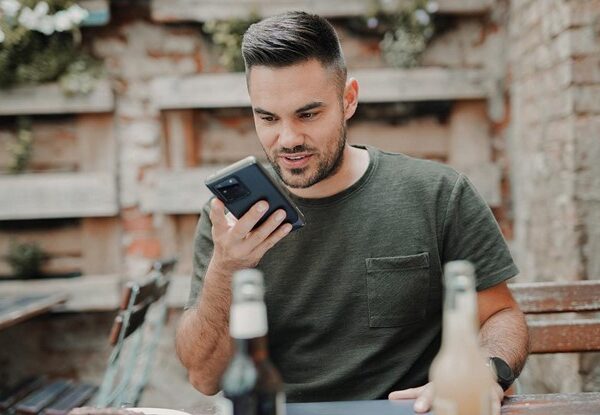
247 59 350 189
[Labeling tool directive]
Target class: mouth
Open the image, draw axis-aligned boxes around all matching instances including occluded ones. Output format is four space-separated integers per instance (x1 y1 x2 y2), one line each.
279 153 313 169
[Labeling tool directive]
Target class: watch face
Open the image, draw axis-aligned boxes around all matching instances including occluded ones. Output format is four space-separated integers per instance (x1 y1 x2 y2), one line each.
491 357 515 390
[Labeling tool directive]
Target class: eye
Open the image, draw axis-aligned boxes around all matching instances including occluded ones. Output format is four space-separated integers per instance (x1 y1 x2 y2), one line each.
300 112 317 119
261 115 276 122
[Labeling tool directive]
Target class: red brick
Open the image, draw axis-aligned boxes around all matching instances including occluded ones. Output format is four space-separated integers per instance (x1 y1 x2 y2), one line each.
127 237 162 259
122 207 154 232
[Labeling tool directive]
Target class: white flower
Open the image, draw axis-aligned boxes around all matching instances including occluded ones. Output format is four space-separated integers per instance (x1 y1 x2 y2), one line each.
414 9 431 26
18 7 39 30
14 1 88 35
37 14 55 35
33 1 50 18
65 4 89 25
53 10 73 32
18 3 56 35
426 1 440 14
1 0 21 18
0 28 5 43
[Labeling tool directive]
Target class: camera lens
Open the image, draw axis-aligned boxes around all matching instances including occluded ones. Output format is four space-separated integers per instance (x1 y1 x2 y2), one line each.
216 177 249 202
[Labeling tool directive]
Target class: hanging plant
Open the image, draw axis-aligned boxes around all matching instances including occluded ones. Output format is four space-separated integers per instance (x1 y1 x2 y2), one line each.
7 240 46 278
0 0 103 93
348 0 438 68
203 14 260 72
6 116 33 173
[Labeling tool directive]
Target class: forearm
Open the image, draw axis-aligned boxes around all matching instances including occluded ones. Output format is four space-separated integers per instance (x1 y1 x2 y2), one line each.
479 306 529 377
175 261 234 395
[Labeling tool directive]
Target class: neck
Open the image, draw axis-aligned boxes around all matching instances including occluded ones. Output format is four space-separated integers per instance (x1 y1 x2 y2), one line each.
288 145 369 199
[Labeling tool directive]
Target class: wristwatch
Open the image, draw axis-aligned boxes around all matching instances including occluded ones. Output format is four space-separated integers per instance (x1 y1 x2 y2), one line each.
488 356 515 391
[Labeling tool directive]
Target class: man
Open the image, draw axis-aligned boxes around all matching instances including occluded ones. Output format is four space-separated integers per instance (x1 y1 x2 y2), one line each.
176 11 529 413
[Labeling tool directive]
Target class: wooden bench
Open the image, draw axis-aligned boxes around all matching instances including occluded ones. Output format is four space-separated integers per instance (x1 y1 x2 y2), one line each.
509 280 600 354
0 258 177 415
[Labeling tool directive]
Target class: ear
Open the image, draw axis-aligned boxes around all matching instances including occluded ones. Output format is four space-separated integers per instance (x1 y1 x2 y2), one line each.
343 78 359 121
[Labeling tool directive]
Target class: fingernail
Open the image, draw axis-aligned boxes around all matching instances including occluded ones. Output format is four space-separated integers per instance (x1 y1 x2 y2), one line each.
276 211 286 221
257 202 268 212
283 224 293 233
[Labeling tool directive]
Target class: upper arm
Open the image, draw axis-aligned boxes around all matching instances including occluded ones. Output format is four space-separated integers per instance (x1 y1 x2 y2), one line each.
477 281 521 326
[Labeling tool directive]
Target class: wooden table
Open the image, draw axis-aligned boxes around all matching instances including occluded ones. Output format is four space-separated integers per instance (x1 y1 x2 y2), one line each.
502 392 600 414
0 292 68 330
183 393 600 415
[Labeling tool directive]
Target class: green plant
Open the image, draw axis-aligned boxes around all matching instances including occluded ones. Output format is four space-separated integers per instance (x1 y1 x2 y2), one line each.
0 0 102 92
203 14 260 72
7 116 33 173
350 0 437 68
7 240 45 278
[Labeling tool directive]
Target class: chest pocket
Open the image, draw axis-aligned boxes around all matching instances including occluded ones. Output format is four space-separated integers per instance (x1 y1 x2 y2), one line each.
365 252 431 328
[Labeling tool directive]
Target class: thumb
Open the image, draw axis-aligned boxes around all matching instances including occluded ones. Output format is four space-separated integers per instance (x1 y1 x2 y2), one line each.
413 383 434 413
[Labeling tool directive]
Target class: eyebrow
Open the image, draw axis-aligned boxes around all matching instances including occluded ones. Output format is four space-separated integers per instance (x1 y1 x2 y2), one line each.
253 101 326 117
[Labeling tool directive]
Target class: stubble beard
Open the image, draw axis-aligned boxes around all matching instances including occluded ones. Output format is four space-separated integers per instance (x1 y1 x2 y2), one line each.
267 123 347 189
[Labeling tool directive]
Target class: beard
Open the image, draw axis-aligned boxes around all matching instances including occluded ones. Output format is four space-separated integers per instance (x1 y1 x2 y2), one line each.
266 122 347 189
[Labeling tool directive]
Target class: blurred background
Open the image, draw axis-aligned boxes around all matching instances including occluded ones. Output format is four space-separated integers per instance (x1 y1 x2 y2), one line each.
0 0 599 409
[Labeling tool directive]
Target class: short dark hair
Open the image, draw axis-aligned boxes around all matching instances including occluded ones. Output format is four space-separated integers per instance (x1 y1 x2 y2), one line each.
242 11 347 88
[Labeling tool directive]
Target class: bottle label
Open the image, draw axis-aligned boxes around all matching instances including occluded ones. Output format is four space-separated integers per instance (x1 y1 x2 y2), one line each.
230 301 268 339
432 397 457 415
213 396 233 415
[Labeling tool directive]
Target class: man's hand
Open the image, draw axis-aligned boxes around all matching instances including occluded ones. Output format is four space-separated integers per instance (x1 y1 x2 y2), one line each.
388 382 503 414
209 198 292 274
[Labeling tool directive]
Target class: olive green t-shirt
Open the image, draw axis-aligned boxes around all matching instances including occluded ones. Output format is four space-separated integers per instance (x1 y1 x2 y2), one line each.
188 145 519 402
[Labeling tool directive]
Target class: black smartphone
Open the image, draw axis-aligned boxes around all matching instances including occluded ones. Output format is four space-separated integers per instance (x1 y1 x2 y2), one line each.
205 156 306 231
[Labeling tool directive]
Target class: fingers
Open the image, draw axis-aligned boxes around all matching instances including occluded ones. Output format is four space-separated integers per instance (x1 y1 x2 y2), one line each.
231 201 269 239
388 384 433 414
388 385 426 400
209 198 229 231
252 222 293 258
209 198 292 272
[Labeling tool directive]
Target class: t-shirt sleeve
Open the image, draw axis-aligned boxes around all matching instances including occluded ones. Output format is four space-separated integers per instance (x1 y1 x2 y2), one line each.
186 201 214 309
441 174 519 291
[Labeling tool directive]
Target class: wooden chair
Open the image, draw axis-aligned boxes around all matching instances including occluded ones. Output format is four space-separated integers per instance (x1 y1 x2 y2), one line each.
509 280 600 354
0 258 177 415
95 257 177 408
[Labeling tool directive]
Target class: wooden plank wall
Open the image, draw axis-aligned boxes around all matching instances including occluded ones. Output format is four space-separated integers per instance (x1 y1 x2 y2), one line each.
140 98 500 276
0 113 120 278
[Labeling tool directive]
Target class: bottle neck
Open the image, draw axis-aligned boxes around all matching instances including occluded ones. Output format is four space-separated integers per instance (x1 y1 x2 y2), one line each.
441 282 479 348
248 335 269 363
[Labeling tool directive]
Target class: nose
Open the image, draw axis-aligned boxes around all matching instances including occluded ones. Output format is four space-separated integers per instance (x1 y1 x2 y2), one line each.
278 120 304 149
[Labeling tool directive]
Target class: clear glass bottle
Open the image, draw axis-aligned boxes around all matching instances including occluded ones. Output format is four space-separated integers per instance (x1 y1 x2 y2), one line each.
221 269 285 415
429 261 495 415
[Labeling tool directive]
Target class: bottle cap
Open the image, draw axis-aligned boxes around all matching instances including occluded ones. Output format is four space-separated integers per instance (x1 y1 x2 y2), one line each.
232 268 264 303
444 260 475 289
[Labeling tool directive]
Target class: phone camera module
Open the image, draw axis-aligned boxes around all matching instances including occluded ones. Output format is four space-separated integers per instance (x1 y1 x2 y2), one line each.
215 177 250 202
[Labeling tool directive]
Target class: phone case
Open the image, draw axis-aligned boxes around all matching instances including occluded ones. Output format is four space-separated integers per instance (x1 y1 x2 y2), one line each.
205 156 306 231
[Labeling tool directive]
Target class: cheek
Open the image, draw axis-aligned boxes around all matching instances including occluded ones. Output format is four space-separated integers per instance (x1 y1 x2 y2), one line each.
255 124 277 150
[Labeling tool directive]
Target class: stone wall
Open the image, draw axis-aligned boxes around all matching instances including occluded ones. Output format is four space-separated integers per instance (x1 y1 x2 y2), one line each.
508 0 600 393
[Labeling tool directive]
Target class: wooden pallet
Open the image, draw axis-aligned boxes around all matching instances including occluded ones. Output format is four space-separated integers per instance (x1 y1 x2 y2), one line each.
151 0 494 22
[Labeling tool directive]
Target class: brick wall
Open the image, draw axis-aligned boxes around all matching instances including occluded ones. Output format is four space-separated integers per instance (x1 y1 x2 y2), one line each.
508 0 600 393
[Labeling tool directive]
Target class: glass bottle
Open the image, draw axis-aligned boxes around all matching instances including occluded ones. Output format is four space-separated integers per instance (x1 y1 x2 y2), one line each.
221 269 285 415
429 260 495 415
